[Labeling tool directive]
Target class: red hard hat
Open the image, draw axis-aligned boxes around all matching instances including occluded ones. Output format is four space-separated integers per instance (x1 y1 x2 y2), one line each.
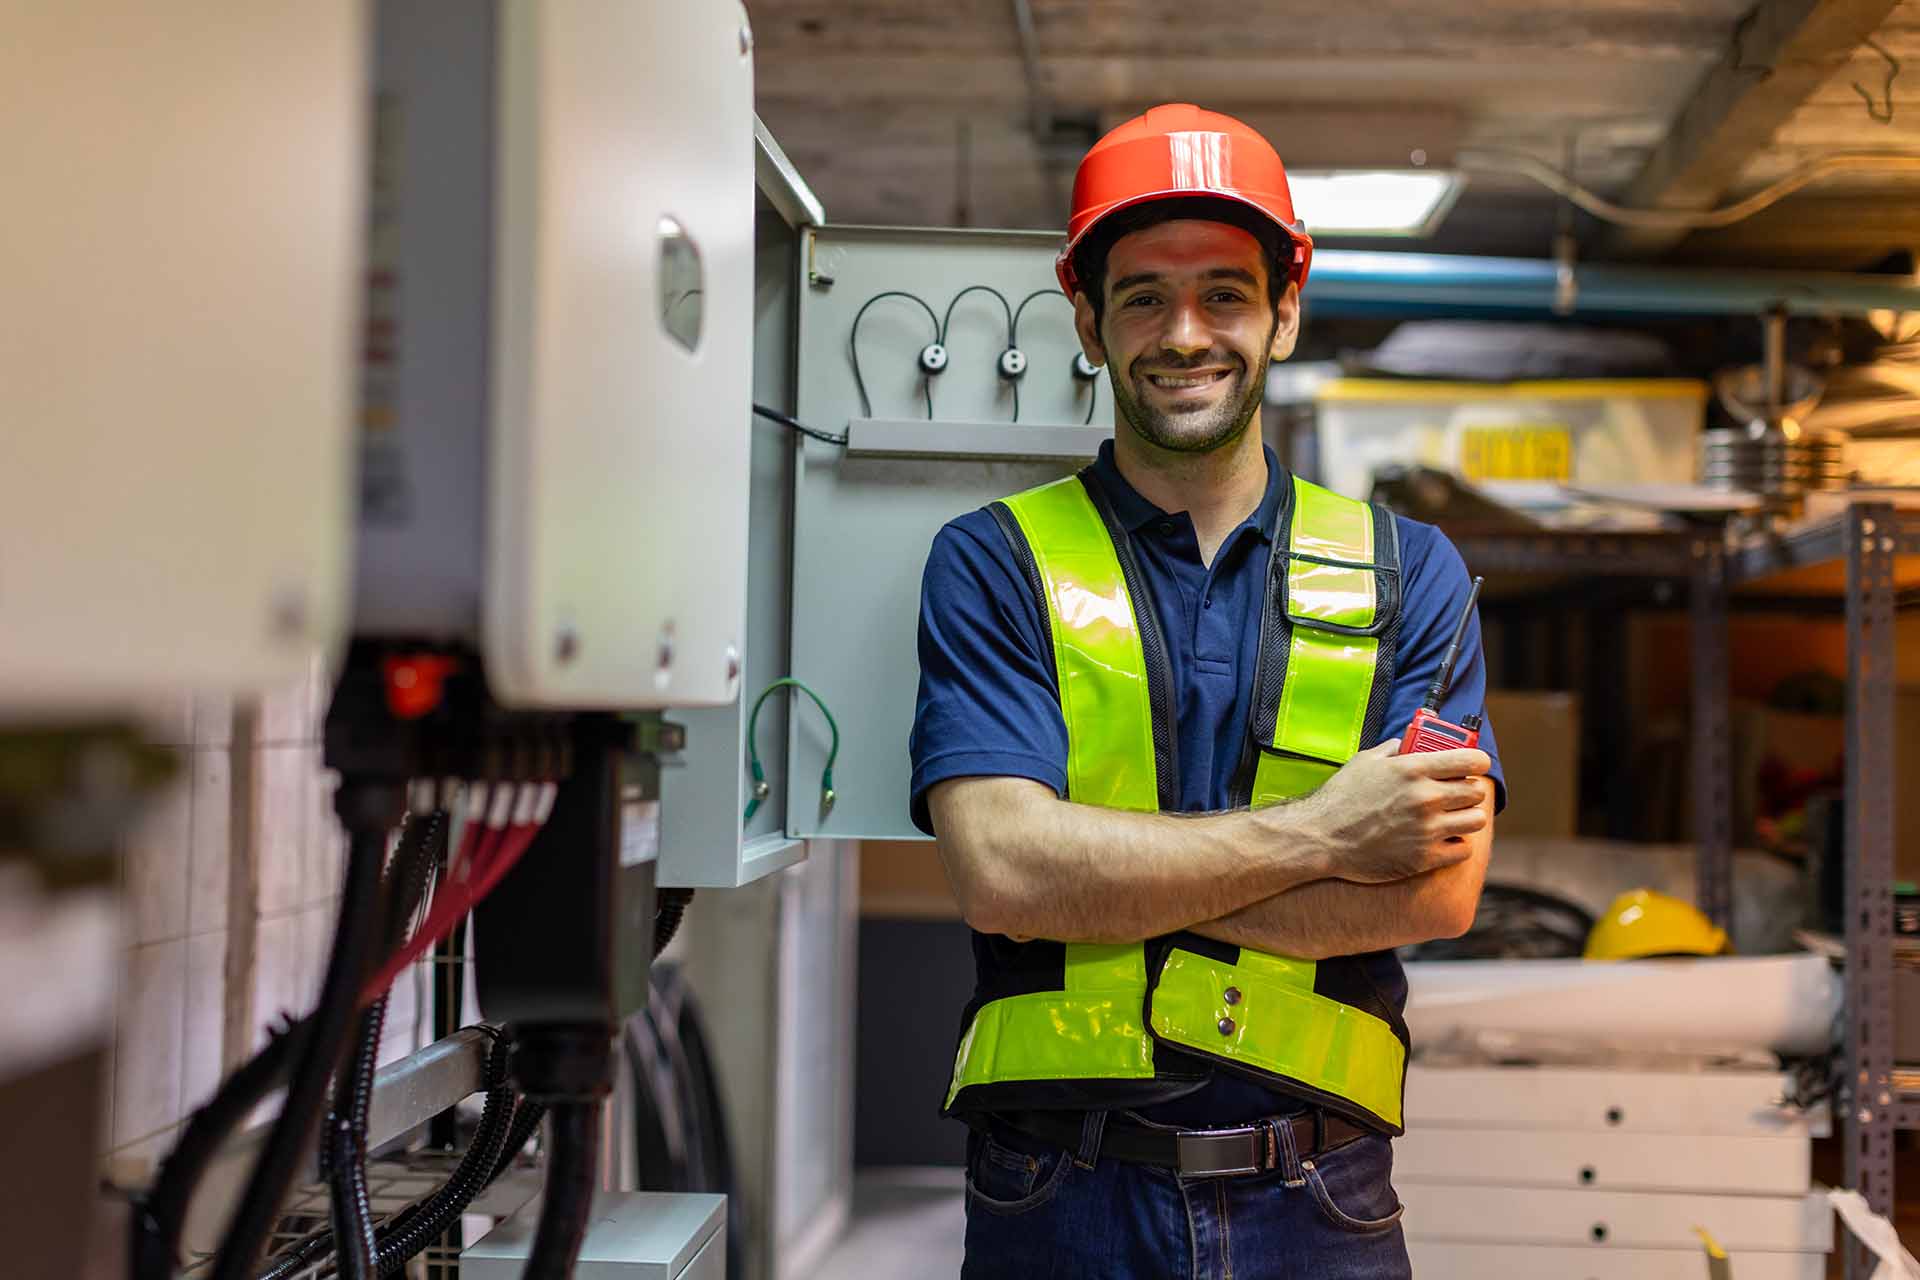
1056 104 1313 298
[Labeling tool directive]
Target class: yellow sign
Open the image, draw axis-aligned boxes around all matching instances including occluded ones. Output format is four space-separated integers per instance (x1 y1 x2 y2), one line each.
1459 425 1572 483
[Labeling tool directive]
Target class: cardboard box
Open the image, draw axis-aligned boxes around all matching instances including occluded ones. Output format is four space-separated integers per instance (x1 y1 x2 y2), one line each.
1483 691 1580 838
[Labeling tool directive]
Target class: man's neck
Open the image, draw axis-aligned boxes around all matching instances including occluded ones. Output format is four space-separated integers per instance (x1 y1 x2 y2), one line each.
1112 413 1270 565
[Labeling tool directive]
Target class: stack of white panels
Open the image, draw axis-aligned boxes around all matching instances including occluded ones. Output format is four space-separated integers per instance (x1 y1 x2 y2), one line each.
1398 1065 1832 1280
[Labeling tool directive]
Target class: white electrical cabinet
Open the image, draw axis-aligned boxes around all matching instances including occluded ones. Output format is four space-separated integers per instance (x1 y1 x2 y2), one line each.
358 0 756 711
0 1 364 703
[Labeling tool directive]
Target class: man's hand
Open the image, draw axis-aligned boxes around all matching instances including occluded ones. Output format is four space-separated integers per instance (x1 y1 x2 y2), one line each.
1279 738 1492 885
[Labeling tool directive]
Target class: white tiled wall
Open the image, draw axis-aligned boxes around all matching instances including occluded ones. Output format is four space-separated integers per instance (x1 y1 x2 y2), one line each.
104 657 436 1181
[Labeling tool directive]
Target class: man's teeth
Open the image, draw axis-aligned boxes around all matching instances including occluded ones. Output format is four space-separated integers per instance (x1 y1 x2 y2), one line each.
1149 372 1226 388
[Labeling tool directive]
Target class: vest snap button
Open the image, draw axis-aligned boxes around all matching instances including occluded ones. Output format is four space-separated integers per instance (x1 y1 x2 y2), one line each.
1218 1016 1236 1036
1223 987 1241 1006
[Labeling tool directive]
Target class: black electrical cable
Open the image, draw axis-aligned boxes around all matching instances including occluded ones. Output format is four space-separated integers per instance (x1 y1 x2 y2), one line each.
849 290 940 420
753 402 847 447
487 1098 548 1185
254 1026 518 1280
654 886 695 956
939 283 1014 347
134 1017 312 1279
646 985 706 1188
209 815 394 1280
367 1030 514 1277
327 811 444 1280
1010 288 1103 427
654 964 745 1280
521 1103 601 1280
1010 288 1067 346
943 284 1019 423
625 1010 687 1192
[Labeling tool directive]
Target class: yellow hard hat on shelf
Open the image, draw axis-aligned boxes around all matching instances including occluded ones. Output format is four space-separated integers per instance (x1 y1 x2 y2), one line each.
1584 889 1730 961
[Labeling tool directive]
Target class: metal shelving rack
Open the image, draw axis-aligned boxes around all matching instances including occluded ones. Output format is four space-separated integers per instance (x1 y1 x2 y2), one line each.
1449 502 1920 1280
1447 526 1736 924
1726 503 1920 1280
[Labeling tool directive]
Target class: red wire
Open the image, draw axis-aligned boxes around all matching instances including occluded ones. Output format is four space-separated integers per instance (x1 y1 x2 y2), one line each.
359 786 545 1006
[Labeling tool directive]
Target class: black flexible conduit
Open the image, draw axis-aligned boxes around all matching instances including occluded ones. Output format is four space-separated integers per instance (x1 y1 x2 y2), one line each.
654 886 695 955
133 1018 312 1277
326 810 444 1280
521 1101 601 1280
254 1030 518 1280
368 1031 514 1276
489 1098 548 1184
209 815 393 1280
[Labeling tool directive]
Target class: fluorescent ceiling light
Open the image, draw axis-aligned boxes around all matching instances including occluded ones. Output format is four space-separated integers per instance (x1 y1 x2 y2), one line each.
1287 170 1463 238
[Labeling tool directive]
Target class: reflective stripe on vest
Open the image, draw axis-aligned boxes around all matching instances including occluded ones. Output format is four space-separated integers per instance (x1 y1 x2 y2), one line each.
947 471 1406 1130
945 475 1159 1107
1249 478 1383 806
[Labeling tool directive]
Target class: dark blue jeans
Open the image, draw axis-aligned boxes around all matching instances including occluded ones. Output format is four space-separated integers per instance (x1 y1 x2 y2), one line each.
961 1111 1411 1279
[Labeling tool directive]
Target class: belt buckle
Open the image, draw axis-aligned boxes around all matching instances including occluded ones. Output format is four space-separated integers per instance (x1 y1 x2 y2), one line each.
1174 1124 1264 1178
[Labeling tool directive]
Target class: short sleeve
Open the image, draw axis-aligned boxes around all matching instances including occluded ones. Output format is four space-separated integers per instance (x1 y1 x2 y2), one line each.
909 509 1071 835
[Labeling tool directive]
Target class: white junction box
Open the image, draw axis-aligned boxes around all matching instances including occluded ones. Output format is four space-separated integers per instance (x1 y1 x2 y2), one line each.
359 0 756 710
0 1 364 703
463 1191 725 1280
1313 378 1707 503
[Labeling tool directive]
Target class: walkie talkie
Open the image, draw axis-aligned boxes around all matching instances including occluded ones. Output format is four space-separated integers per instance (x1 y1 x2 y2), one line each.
1402 575 1485 754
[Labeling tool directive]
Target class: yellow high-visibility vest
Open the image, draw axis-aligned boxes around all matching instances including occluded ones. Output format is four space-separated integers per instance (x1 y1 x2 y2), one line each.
944 468 1410 1133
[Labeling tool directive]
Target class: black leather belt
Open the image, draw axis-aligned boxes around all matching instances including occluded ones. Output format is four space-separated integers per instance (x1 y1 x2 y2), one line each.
997 1108 1372 1178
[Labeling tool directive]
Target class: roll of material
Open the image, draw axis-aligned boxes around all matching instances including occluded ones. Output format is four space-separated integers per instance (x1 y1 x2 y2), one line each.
1404 954 1840 1058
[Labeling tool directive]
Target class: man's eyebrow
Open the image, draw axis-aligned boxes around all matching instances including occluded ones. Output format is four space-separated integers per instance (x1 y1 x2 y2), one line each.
1109 271 1162 294
1109 267 1261 294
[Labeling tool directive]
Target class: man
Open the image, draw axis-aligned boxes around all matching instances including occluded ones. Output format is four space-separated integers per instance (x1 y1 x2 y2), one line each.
908 105 1504 1279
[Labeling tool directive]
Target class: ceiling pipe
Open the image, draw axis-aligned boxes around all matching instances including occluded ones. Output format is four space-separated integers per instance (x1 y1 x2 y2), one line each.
1307 249 1920 318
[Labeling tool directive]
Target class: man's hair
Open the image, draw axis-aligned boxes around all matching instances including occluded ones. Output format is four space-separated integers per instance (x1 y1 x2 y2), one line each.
1070 196 1297 332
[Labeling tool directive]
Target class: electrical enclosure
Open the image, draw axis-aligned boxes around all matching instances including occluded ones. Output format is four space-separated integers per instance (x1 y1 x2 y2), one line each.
358 0 756 710
0 2 364 703
656 138 813 889
785 228 1105 838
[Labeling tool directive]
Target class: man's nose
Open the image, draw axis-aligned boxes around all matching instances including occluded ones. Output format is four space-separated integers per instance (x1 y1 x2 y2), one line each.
1159 298 1210 358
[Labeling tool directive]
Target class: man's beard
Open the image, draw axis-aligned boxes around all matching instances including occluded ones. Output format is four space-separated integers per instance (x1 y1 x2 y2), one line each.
1108 348 1272 455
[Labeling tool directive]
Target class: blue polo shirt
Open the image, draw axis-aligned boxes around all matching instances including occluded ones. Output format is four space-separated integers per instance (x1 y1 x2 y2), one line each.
910 441 1504 1125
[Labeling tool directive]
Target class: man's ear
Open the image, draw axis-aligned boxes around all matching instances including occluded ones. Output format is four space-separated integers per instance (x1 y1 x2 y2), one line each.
1072 292 1107 366
1269 281 1302 362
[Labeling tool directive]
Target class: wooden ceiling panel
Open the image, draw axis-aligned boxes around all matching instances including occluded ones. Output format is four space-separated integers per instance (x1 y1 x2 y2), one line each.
750 0 1920 265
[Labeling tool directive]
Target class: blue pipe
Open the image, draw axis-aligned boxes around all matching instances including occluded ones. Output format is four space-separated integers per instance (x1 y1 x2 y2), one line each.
1309 249 1920 318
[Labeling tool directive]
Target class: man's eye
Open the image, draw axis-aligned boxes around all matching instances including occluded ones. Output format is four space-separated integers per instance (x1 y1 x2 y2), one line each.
1123 294 1159 307
1209 291 1246 304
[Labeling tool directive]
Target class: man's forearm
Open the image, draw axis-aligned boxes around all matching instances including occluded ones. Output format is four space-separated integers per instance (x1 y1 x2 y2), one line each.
1189 827 1492 960
928 748 1492 946
929 778 1335 944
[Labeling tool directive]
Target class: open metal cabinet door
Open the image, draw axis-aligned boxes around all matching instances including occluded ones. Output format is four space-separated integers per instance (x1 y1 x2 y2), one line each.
783 227 1110 839
656 124 817 888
